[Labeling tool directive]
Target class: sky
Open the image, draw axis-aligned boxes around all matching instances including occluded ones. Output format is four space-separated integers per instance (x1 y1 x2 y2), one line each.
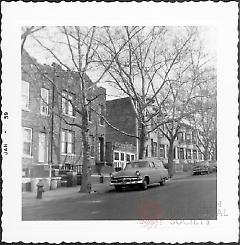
24 26 217 100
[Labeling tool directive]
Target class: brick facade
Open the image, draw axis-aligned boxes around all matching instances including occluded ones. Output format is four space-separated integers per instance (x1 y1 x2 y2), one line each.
106 97 138 169
21 50 106 178
105 97 207 172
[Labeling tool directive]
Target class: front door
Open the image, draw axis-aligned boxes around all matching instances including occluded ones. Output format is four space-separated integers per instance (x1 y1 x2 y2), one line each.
98 137 104 162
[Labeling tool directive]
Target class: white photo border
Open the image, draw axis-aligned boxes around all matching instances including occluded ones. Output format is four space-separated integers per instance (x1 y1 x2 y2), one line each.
1 2 239 243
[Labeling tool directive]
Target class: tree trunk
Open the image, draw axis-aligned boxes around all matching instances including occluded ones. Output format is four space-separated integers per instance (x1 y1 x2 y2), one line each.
138 123 146 159
204 146 209 160
167 141 175 178
80 110 92 193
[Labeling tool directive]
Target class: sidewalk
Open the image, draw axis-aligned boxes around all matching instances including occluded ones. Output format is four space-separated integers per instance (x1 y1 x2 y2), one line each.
22 176 113 207
172 170 192 180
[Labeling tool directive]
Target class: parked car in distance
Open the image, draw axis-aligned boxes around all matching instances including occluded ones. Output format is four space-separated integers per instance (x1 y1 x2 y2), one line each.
192 161 210 175
110 158 169 191
208 160 217 173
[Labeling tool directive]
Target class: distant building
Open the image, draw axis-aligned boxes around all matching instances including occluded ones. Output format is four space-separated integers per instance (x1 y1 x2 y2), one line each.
158 123 206 172
21 50 106 183
105 96 211 172
105 97 137 170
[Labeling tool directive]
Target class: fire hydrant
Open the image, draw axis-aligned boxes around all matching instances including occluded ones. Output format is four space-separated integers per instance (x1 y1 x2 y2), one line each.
36 180 44 199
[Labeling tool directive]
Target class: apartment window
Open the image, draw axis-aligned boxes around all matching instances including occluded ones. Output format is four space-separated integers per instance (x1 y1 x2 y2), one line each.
173 147 176 159
61 130 75 154
186 133 191 144
179 148 184 160
62 91 74 116
99 104 104 126
89 135 94 157
22 80 30 110
178 132 184 142
192 133 197 144
151 139 157 157
126 154 130 162
193 149 197 160
40 88 49 115
23 127 32 156
145 145 148 158
114 152 119 160
131 154 135 161
186 149 192 159
120 153 125 161
39 132 48 162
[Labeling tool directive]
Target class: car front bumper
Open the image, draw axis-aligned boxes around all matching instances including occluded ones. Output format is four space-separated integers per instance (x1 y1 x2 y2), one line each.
110 178 144 186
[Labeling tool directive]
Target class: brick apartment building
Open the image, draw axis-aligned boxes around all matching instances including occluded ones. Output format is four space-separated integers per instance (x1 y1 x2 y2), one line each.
21 50 106 184
158 123 206 172
105 97 137 170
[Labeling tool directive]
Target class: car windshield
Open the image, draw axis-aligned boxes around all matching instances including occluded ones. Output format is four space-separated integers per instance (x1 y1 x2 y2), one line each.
125 161 148 169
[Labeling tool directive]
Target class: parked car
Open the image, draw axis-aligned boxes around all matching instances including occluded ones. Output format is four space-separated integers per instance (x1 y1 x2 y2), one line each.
208 160 217 173
110 158 169 191
192 161 210 175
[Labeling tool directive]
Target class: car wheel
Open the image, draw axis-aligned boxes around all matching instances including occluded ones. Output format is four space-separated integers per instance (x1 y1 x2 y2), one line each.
160 178 165 186
141 179 148 190
115 186 122 192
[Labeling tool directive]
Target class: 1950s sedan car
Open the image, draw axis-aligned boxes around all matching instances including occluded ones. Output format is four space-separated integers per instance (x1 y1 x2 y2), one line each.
192 161 210 175
110 159 169 191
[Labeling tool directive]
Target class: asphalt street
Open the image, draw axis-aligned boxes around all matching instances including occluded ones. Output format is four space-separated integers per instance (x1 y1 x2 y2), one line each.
22 173 217 220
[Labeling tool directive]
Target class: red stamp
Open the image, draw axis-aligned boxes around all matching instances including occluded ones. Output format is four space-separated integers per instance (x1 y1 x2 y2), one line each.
137 199 163 229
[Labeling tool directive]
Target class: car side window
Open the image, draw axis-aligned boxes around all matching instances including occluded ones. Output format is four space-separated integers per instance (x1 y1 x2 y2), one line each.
155 161 164 168
149 162 155 168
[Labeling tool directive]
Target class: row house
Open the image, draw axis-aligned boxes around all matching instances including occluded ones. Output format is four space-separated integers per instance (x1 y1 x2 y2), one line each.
158 123 205 172
21 50 106 181
105 97 159 170
105 96 208 172
105 97 137 170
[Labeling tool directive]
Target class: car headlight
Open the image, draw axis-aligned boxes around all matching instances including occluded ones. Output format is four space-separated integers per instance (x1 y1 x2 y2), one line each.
136 171 140 177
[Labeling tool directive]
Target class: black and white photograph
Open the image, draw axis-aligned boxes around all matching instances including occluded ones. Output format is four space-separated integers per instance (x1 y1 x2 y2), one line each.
2 2 238 243
21 25 217 221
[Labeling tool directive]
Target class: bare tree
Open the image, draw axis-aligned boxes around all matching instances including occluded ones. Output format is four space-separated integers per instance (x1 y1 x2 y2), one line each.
97 26 205 162
23 26 143 193
157 54 217 177
21 26 45 53
190 80 217 161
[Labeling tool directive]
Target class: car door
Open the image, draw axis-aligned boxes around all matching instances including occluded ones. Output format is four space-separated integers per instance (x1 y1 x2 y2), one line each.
149 161 159 183
154 160 166 181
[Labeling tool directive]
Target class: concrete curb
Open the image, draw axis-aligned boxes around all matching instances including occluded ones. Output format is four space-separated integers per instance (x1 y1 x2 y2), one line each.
22 173 192 207
172 171 192 180
22 181 113 207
